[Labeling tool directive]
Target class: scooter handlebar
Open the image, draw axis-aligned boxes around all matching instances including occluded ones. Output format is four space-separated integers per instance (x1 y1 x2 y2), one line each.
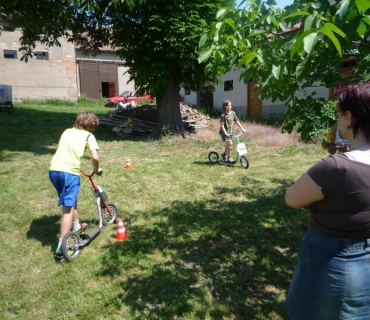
80 168 103 177
230 131 245 138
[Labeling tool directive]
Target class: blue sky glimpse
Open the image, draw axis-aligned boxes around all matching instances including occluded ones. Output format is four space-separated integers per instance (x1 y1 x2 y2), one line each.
236 0 294 9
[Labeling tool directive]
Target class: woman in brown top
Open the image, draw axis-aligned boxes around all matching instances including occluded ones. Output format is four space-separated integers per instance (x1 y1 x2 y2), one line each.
284 82 370 320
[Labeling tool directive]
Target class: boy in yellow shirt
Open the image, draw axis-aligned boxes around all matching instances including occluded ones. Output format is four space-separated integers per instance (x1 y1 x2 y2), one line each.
49 111 100 259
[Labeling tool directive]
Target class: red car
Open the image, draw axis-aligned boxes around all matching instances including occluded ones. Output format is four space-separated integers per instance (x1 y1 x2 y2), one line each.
105 90 153 107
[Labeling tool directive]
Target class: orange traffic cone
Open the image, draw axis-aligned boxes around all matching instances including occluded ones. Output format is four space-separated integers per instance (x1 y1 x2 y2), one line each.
115 219 128 241
125 158 132 169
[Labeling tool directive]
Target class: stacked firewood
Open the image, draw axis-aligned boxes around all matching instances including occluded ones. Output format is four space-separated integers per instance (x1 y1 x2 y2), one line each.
180 103 211 129
98 113 156 136
98 103 211 136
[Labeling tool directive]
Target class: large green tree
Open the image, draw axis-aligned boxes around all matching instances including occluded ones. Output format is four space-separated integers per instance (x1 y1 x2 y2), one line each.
0 0 235 137
199 0 370 141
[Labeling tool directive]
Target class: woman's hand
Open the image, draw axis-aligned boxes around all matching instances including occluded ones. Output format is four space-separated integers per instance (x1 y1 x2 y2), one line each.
335 140 349 153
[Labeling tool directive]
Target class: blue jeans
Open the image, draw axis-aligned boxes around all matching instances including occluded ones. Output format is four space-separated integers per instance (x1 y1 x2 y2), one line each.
285 227 370 320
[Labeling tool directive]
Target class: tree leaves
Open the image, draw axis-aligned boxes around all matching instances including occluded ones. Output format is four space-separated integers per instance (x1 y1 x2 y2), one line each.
320 30 341 56
356 0 370 14
200 0 370 141
303 32 318 55
198 48 213 64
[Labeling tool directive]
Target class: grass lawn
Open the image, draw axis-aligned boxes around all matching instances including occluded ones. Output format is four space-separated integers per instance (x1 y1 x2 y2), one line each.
0 100 327 319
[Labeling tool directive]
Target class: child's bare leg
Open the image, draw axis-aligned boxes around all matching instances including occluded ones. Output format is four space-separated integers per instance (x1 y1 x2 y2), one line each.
225 140 232 157
60 206 74 238
72 203 79 223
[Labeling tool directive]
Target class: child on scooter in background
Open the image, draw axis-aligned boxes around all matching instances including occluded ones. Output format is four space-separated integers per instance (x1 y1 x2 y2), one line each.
49 111 100 259
219 99 246 162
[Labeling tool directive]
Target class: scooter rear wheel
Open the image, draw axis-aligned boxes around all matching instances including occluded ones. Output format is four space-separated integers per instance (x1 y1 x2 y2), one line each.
240 155 249 169
102 203 118 225
208 151 219 164
62 232 81 262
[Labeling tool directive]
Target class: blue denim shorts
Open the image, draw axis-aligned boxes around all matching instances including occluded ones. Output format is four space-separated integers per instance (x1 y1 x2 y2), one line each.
221 135 232 142
285 226 370 320
49 171 80 207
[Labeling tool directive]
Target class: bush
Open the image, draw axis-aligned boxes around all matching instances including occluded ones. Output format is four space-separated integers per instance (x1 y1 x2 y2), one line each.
282 97 337 142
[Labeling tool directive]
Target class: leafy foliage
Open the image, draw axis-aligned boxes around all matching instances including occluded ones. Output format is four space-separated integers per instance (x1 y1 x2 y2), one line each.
0 0 235 136
199 0 370 141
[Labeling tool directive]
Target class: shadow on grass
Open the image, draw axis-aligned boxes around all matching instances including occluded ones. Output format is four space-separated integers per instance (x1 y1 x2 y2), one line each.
26 214 60 249
192 160 249 168
0 105 149 161
26 214 103 251
96 177 305 319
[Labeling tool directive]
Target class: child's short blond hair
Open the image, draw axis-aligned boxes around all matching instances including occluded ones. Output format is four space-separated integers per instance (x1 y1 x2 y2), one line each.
74 111 99 130
222 99 232 113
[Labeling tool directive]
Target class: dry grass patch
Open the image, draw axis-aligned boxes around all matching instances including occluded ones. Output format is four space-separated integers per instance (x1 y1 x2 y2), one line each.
189 119 299 148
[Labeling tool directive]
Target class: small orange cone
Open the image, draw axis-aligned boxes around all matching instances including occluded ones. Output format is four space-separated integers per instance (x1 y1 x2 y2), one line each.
125 158 132 169
115 219 128 241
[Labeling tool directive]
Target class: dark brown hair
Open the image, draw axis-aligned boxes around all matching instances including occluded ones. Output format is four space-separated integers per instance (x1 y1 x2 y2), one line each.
336 82 370 141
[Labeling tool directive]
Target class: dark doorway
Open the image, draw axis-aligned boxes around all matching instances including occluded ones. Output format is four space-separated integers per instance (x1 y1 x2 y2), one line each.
102 82 116 98
102 82 110 98
200 88 213 112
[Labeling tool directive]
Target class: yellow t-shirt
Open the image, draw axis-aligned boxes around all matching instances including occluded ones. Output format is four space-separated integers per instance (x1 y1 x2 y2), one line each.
49 128 99 175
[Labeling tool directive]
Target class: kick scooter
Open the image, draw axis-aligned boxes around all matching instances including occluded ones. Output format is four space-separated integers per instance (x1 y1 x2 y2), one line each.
208 131 249 169
61 169 117 262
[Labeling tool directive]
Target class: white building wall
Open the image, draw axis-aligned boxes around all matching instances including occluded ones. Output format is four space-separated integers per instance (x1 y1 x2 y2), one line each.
214 67 247 117
180 88 198 106
118 65 135 94
261 82 329 118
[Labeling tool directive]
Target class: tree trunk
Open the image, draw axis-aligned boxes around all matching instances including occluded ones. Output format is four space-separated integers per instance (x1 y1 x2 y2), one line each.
151 71 186 138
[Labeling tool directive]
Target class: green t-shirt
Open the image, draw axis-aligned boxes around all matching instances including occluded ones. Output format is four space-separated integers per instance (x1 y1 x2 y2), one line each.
220 111 238 135
49 128 99 175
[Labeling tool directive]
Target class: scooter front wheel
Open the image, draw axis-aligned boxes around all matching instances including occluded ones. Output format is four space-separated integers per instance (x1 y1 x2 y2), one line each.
62 232 81 262
102 202 118 225
240 155 249 169
208 151 219 164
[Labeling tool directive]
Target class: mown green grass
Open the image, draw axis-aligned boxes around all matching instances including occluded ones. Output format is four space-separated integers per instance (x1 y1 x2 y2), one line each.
0 100 326 319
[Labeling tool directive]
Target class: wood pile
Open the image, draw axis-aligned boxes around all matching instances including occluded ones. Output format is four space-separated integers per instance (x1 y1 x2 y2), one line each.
180 102 211 130
98 103 211 136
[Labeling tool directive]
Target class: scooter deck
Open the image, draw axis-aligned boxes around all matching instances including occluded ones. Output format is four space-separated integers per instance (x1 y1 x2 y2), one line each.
81 226 102 241
218 160 237 164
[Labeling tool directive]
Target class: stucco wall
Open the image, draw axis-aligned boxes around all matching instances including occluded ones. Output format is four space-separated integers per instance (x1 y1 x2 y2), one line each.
0 30 78 102
118 65 135 94
180 88 198 107
214 68 247 117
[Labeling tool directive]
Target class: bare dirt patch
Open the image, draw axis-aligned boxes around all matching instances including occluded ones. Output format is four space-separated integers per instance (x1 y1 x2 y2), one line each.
191 119 299 147
110 104 298 146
